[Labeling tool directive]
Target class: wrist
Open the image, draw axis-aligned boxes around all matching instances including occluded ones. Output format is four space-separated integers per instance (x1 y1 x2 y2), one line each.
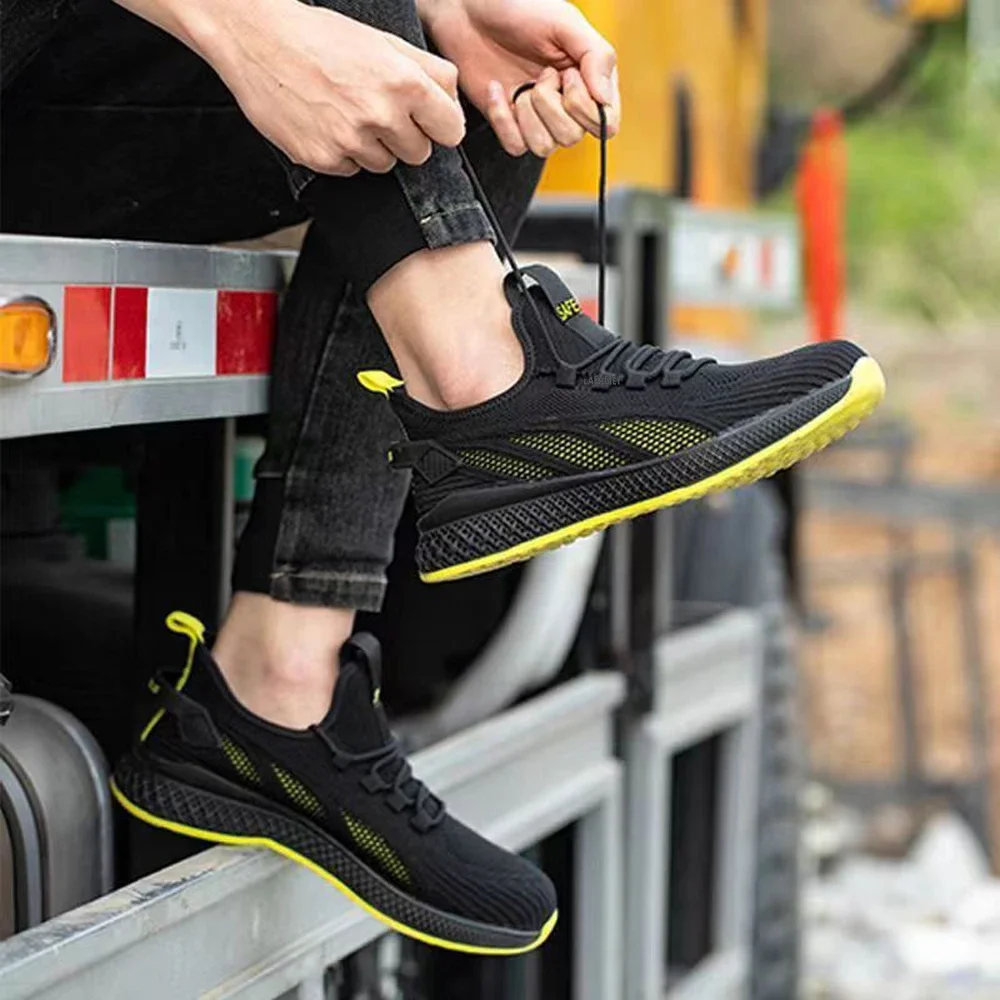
417 0 461 33
171 0 251 61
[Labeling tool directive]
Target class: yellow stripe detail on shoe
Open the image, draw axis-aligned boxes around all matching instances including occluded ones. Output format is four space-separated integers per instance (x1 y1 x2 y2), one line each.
357 370 405 397
422 356 886 583
110 780 558 956
342 811 411 886
140 611 206 743
272 764 324 818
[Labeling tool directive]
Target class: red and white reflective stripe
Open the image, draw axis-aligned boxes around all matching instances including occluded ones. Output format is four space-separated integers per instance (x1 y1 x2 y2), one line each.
61 286 277 383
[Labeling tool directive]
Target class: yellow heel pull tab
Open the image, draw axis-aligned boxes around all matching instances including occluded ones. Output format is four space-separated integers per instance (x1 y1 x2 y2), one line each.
357 370 404 397
141 612 205 744
166 611 206 644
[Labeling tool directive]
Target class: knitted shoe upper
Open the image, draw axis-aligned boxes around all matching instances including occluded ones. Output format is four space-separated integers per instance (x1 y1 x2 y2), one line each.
386 265 864 511
145 634 556 933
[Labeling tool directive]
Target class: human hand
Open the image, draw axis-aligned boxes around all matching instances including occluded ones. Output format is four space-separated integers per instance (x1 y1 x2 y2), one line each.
420 0 620 157
117 0 466 175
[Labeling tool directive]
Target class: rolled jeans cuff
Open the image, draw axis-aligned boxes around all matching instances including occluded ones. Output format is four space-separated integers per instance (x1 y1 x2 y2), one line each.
417 201 494 249
269 565 387 613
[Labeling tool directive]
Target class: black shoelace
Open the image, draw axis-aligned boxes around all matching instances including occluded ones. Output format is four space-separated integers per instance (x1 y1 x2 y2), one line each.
582 338 715 390
457 94 607 330
315 727 445 832
458 93 712 390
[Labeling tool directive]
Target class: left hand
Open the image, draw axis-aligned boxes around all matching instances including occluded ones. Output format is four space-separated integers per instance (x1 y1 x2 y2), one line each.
420 0 621 157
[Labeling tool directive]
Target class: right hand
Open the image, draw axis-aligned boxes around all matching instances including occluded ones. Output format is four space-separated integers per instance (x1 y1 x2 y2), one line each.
192 0 466 175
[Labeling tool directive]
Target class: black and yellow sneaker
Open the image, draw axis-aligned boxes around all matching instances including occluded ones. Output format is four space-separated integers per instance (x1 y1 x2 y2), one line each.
367 265 884 583
112 613 558 954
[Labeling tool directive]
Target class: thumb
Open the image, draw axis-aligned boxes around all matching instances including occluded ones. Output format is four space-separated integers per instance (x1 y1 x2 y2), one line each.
552 13 616 106
579 46 616 108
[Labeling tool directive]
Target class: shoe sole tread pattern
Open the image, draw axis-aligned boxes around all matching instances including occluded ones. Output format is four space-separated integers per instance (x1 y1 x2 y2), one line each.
111 752 557 955
419 357 885 582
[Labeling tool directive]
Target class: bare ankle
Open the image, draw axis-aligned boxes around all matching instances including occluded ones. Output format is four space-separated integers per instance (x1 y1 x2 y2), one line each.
368 243 524 411
213 593 354 729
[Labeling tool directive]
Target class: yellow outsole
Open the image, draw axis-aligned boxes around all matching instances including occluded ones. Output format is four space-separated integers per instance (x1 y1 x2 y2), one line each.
110 779 558 956
422 356 886 583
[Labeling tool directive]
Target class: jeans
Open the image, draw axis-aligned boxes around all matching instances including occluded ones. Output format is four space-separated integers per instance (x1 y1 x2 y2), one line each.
2 0 543 611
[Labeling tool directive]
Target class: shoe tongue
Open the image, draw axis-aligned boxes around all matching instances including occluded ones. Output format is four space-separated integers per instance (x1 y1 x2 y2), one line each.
325 634 392 753
505 264 615 366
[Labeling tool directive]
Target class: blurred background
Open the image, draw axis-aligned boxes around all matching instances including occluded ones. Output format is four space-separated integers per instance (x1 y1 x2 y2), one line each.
628 2 999 997
543 0 1000 995
773 7 1000 997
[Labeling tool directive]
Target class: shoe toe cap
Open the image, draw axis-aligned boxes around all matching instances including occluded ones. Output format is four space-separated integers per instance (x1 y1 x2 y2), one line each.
423 819 558 933
694 339 868 431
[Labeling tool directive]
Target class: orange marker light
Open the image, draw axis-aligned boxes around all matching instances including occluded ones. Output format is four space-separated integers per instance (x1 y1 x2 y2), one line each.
0 297 55 377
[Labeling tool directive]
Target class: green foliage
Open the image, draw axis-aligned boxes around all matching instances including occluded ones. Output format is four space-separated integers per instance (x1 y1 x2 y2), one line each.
776 26 1000 323
849 29 1000 322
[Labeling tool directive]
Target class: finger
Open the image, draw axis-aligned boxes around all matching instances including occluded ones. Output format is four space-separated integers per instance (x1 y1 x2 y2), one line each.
550 11 617 105
604 65 622 136
560 67 602 136
579 42 617 109
384 36 461 103
486 79 527 156
349 138 398 174
410 75 467 147
407 47 462 104
377 115 433 166
531 69 585 147
298 144 362 177
336 158 362 177
514 89 557 158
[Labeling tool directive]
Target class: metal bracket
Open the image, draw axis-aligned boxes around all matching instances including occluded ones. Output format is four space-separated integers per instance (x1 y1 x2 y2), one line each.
0 673 13 725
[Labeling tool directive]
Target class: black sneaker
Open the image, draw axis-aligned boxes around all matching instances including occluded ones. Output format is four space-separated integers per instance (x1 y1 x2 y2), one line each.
365 264 884 583
112 613 558 954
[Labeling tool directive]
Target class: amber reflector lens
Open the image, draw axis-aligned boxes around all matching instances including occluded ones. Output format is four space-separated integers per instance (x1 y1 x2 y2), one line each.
0 300 53 374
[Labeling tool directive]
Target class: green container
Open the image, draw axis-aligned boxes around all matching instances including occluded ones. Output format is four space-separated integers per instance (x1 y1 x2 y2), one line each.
60 467 136 561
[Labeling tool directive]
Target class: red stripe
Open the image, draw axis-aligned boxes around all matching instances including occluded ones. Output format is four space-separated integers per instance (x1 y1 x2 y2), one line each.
580 297 598 321
216 291 277 375
63 286 111 382
112 287 148 379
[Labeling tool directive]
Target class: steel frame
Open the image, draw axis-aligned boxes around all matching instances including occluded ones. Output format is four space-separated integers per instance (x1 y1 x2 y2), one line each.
0 673 625 1000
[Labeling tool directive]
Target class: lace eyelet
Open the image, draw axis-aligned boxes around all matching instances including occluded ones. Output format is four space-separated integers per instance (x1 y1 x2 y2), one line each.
555 365 577 389
385 789 412 813
361 773 390 794
410 812 434 833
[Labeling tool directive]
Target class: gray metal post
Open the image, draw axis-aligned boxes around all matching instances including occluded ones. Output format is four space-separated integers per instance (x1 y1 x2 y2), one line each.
625 610 764 1000
575 766 625 1000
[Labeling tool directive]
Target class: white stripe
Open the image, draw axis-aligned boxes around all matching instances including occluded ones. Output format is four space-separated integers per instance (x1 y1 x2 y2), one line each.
146 288 218 379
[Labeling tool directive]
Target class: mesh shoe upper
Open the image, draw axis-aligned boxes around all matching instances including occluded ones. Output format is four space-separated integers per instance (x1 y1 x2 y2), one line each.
387 266 864 513
145 635 556 933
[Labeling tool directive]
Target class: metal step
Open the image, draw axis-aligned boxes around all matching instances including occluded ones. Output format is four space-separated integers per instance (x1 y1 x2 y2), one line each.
0 672 624 1000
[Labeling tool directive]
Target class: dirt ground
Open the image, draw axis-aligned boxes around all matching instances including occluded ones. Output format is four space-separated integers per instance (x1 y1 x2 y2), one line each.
762 313 1000 855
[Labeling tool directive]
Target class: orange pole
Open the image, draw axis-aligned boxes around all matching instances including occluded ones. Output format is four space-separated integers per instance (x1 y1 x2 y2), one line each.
796 110 846 342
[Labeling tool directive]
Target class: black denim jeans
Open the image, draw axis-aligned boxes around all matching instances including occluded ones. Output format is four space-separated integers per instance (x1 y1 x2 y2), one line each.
2 0 543 611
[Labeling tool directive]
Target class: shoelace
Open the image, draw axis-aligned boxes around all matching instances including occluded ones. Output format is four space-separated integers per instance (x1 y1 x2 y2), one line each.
365 740 444 831
583 339 715 390
457 95 607 329
315 727 445 832
458 97 712 390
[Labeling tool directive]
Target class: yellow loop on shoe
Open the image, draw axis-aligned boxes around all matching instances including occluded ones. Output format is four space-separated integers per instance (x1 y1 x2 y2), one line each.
140 611 206 743
357 370 404 397
166 610 206 644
